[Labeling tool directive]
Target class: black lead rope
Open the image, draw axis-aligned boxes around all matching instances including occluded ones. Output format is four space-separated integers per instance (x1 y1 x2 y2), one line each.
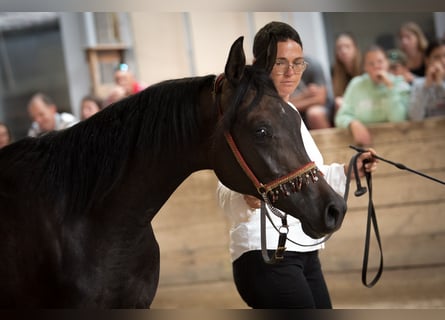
344 149 383 288
261 145 444 286
347 145 445 287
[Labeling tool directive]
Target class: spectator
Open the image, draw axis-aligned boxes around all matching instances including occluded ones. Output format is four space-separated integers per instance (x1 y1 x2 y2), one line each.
335 45 410 147
398 21 429 77
0 122 12 148
409 39 445 120
27 92 78 137
80 94 103 120
103 85 127 108
289 56 334 129
387 48 415 84
114 63 146 97
331 32 363 113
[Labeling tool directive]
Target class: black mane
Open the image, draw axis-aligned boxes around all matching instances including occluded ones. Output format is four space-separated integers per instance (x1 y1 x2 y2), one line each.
1 75 216 218
0 66 277 220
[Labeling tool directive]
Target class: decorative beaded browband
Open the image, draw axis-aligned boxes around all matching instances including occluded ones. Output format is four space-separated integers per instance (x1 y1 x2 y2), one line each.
224 132 322 203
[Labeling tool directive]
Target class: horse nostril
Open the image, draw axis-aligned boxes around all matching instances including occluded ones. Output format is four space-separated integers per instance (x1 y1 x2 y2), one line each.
325 204 342 231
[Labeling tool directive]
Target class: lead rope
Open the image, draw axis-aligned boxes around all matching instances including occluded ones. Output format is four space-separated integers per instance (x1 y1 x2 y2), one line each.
344 149 383 288
347 144 445 287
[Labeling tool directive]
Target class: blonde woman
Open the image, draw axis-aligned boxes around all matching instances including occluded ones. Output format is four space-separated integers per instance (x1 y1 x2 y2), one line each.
398 21 429 77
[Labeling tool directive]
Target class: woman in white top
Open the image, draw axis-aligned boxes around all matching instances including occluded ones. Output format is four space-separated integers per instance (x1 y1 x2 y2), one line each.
216 21 378 309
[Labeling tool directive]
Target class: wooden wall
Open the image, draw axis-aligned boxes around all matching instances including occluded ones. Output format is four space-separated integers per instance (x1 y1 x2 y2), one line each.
150 117 445 308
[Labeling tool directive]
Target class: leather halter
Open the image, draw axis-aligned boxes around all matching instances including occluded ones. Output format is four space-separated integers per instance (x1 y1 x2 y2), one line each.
213 74 323 207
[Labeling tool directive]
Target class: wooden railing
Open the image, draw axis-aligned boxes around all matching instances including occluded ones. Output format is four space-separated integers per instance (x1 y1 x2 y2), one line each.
151 116 445 308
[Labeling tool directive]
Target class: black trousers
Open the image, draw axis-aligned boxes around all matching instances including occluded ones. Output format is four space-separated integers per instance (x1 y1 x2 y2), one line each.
232 250 332 309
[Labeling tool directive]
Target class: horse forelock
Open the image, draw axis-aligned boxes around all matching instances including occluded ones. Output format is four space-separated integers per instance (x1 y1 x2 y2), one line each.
222 65 279 131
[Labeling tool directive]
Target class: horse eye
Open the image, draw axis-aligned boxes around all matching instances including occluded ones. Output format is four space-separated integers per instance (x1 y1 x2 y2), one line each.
255 127 270 139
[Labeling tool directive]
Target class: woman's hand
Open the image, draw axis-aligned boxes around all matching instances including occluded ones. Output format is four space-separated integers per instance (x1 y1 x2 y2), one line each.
425 61 444 87
243 194 261 209
345 147 378 178
375 70 393 88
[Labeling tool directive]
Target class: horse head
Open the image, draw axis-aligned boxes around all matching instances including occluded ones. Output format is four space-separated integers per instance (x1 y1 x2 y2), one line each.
212 36 346 239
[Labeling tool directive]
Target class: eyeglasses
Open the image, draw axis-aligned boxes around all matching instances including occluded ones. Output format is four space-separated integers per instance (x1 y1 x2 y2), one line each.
274 59 308 74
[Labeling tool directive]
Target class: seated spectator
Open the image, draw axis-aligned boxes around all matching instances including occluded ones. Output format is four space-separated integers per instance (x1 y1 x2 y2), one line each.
114 63 146 97
0 122 12 148
27 92 78 137
398 21 429 77
335 45 411 147
103 85 127 108
289 56 334 129
387 49 415 84
331 32 363 114
409 39 445 120
80 94 103 120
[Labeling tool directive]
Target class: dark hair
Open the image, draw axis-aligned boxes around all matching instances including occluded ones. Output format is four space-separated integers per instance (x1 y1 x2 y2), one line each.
81 94 105 110
425 38 445 58
253 21 303 74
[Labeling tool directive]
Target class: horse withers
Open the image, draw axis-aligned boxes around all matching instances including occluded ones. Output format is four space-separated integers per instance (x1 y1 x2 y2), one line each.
0 37 345 307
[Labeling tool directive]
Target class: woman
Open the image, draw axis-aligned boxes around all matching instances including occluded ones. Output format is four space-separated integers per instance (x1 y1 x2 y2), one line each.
80 95 103 120
331 32 362 112
216 21 378 309
398 21 429 77
335 45 410 147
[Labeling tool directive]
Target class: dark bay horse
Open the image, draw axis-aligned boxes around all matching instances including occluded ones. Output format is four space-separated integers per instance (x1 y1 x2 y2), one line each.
0 37 346 308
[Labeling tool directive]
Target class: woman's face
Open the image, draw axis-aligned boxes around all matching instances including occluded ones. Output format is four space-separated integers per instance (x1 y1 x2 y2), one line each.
81 99 101 120
270 40 305 102
427 44 445 69
336 35 357 64
364 49 389 83
399 28 419 54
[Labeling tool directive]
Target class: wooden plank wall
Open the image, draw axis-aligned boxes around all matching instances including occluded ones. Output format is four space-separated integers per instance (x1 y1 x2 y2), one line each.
150 117 445 308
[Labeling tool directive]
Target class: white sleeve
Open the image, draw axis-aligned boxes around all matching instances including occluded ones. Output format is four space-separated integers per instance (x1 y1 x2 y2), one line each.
319 163 347 196
297 103 347 196
216 181 255 225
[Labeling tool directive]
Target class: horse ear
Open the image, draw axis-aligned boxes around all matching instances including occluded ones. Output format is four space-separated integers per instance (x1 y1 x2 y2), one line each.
225 36 246 85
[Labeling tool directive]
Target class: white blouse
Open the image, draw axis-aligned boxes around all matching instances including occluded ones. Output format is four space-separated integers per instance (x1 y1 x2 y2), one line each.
216 102 347 262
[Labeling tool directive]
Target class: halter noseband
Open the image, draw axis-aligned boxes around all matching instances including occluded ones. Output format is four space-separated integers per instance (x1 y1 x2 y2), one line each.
213 73 323 205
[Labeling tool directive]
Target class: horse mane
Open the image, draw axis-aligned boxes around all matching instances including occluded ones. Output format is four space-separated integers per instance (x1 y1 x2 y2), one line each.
1 66 277 220
2 75 216 219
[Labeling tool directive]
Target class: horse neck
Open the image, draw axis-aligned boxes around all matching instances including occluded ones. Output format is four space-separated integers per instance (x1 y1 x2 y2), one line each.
114 88 218 221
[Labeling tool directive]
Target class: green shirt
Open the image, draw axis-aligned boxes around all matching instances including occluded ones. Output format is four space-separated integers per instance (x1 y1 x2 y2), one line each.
335 73 410 128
